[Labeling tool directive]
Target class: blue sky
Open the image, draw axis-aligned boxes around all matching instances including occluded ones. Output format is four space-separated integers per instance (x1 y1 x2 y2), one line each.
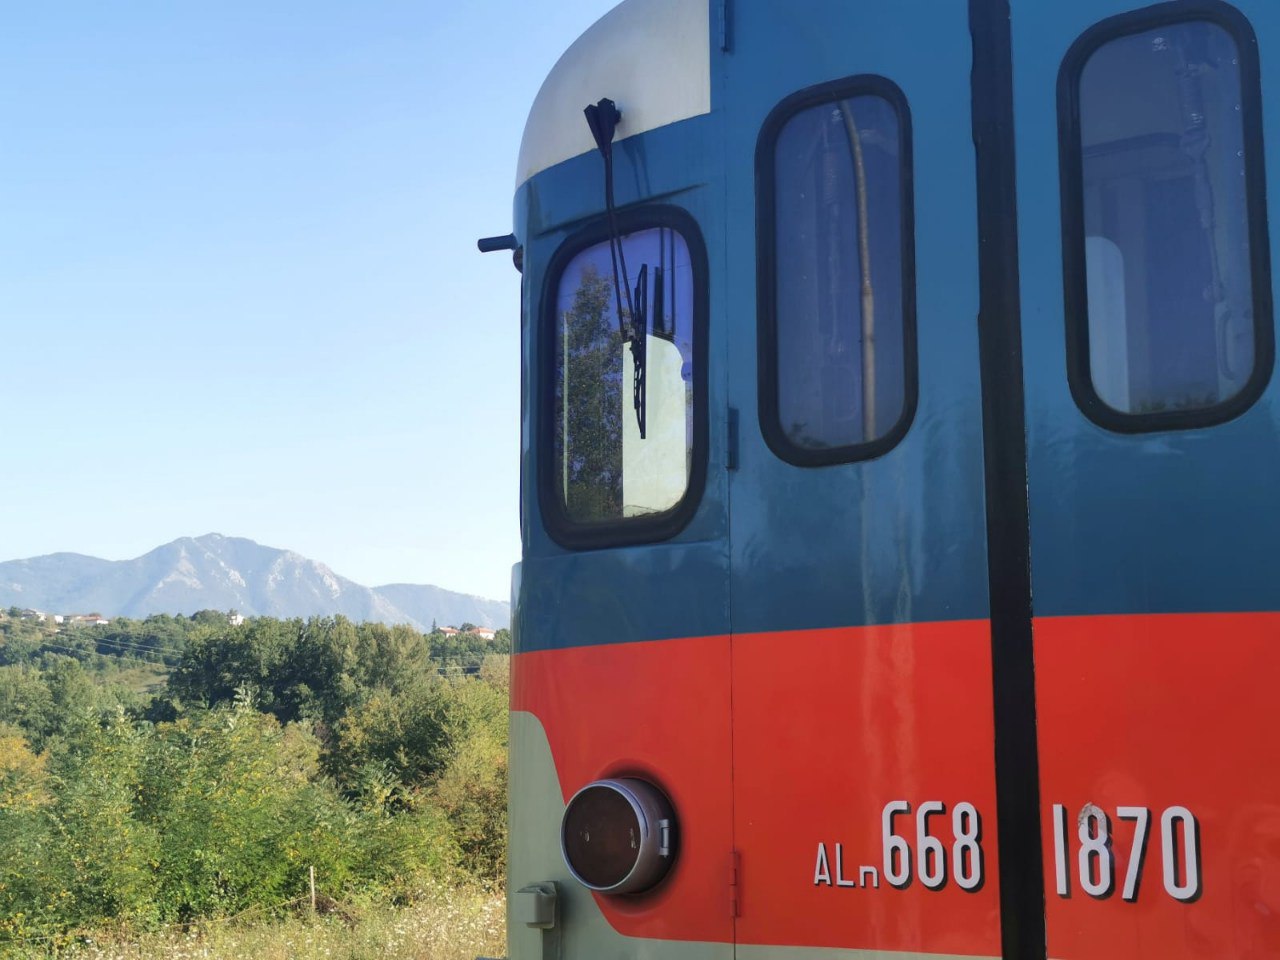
0 0 620 601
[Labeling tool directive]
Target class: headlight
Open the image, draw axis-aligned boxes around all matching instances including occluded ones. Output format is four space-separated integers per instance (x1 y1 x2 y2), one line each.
560 778 676 895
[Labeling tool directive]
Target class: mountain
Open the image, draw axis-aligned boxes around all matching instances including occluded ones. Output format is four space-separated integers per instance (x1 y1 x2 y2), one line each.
371 583 509 633
0 534 509 631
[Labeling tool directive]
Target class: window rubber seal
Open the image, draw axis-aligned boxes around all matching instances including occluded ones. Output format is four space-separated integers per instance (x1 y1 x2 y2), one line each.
1057 0 1274 434
536 204 709 551
756 74 919 467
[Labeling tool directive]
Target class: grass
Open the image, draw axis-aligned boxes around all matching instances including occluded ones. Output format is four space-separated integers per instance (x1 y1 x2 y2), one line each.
106 662 170 697
3 888 505 960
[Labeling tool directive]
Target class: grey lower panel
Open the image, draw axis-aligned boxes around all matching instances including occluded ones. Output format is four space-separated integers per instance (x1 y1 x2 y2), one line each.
508 710 731 960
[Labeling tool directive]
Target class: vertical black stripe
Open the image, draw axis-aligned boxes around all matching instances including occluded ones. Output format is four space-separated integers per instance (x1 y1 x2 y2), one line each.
968 2 1046 959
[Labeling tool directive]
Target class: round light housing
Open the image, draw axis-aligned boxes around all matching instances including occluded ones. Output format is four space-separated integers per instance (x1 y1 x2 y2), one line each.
560 778 676 895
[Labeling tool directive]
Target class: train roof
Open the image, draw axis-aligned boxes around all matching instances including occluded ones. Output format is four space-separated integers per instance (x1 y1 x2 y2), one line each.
516 0 711 187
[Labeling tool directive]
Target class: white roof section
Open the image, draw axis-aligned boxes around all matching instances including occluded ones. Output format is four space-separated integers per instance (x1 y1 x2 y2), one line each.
516 0 711 186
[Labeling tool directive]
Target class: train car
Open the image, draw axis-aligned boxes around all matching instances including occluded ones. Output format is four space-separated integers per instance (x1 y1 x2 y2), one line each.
484 0 1280 957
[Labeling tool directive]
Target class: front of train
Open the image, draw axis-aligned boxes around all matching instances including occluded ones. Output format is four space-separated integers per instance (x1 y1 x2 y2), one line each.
501 0 1017 951
505 1 733 958
495 0 1280 959
501 0 1002 956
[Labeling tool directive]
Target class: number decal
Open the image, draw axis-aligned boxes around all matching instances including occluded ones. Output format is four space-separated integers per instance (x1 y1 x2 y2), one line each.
876 800 983 893
952 802 983 891
1077 805 1114 898
1052 803 1070 896
882 800 911 888
1050 803 1202 904
1161 806 1201 901
827 799 1198 904
916 801 946 889
1115 805 1150 902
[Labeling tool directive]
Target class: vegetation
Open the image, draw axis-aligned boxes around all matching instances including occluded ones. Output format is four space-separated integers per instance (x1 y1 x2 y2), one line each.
0 608 511 954
0 890 504 960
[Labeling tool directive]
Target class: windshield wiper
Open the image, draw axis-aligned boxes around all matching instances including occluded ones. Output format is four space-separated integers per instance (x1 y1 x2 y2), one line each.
652 264 665 340
584 97 647 438
631 265 648 438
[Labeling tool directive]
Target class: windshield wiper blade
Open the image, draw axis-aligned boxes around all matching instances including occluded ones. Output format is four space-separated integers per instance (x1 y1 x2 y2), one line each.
631 264 648 438
652 263 665 339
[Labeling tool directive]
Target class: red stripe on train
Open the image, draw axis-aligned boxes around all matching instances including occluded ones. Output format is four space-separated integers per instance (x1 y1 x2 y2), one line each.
513 612 1280 956
1035 612 1280 960
514 632 736 942
513 621 1001 953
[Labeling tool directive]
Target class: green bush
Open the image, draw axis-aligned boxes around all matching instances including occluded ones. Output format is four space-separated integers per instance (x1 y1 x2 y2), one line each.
0 614 511 944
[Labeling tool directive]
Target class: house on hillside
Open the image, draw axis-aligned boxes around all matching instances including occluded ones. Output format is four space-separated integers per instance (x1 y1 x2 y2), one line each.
438 626 460 636
467 626 497 640
65 613 110 626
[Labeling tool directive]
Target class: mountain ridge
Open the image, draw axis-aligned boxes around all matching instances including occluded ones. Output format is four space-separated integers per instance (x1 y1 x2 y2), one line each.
0 534 509 631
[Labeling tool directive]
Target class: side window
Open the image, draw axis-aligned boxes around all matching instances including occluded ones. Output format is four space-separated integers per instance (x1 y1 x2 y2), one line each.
542 212 706 547
758 77 917 465
1060 7 1272 430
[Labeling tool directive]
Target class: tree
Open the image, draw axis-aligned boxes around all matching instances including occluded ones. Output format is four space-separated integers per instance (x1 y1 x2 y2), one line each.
0 728 56 942
44 710 160 927
560 264 624 519
0 664 56 746
330 677 452 792
430 674 509 880
167 617 297 717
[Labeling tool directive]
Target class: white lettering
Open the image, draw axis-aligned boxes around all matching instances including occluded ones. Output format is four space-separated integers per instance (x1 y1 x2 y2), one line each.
835 843 856 887
814 842 832 886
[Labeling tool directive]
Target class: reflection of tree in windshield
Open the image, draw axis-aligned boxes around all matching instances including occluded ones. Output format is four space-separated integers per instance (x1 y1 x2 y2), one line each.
558 264 624 520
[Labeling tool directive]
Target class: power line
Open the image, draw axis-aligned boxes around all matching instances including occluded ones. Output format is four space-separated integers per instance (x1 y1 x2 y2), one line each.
1 628 184 659
1 638 175 668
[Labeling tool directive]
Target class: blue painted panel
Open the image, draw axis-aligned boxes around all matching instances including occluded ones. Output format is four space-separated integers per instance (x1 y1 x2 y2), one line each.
514 104 732 652
514 540 730 653
1012 0 1280 617
721 0 991 633
518 113 721 242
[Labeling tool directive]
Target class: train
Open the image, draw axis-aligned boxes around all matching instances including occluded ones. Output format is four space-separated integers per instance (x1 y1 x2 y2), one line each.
480 0 1280 957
